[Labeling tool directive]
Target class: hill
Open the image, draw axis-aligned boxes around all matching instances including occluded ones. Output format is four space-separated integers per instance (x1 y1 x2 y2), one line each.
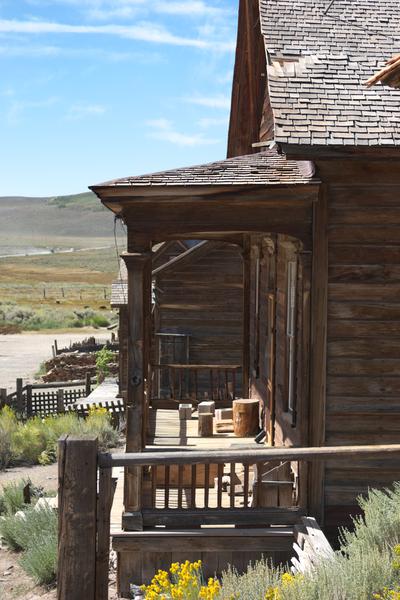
0 192 120 256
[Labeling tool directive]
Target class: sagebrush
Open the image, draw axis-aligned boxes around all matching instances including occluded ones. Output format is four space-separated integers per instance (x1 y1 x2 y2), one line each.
0 406 119 469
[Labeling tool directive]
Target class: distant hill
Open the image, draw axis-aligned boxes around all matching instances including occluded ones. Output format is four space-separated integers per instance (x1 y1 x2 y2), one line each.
0 192 123 255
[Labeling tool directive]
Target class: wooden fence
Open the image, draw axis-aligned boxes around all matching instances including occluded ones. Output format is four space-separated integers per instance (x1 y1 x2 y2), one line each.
53 335 118 357
57 440 400 600
1 375 93 417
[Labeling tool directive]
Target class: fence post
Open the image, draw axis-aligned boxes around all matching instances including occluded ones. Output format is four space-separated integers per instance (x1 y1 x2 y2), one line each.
57 389 65 413
85 372 92 397
26 385 33 418
54 339 58 355
58 435 98 600
0 388 7 409
16 378 24 414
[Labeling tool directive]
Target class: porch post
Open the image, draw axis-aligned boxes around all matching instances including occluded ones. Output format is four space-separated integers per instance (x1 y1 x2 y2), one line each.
242 237 251 398
122 247 152 521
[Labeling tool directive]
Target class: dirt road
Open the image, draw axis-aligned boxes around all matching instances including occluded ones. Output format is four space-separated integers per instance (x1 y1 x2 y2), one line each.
0 329 110 390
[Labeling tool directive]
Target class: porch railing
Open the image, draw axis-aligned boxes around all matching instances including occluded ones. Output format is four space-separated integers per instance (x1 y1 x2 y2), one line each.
58 440 400 600
150 363 241 405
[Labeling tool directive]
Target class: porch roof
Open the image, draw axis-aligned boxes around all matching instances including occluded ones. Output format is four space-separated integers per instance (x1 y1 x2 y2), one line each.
91 149 315 191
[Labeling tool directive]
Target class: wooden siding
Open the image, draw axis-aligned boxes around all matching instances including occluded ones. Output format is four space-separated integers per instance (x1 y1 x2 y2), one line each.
325 183 400 531
154 243 243 369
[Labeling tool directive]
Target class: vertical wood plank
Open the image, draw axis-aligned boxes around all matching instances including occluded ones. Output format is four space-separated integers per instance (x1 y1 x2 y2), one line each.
151 466 157 509
178 465 183 509
26 385 33 418
217 463 223 508
243 463 249 508
309 186 328 523
230 463 235 508
242 236 251 398
191 465 197 508
204 463 210 508
96 466 113 600
57 435 98 600
16 378 24 414
164 466 170 508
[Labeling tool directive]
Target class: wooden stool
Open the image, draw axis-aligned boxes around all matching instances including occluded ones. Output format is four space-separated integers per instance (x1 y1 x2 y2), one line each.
233 399 259 437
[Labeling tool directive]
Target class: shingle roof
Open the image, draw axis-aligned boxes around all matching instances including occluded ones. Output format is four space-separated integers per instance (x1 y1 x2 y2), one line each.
110 280 127 307
260 0 400 146
97 149 315 188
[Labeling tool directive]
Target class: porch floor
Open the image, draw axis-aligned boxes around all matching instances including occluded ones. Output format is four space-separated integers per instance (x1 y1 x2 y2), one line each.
147 408 256 450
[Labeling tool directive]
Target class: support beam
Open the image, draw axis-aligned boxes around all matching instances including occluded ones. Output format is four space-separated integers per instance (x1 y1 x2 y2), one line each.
308 186 328 523
242 236 251 398
122 246 152 515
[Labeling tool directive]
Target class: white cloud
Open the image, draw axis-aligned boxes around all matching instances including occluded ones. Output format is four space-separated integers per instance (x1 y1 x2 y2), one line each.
7 96 58 123
0 43 158 62
185 94 230 109
65 103 106 120
154 1 228 17
0 18 234 51
198 116 229 128
147 118 220 147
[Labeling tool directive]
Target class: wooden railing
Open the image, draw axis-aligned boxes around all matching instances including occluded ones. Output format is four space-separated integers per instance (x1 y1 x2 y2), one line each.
150 363 241 405
58 440 400 600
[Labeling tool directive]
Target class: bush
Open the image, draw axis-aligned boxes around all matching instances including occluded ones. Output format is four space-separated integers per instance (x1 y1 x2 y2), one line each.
0 480 28 516
0 406 119 470
96 347 116 382
218 483 400 600
0 505 57 585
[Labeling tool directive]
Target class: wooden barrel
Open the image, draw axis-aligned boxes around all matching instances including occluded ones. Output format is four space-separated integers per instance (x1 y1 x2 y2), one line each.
233 399 259 437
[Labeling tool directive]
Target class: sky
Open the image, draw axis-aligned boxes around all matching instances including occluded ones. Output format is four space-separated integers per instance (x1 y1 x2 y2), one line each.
0 0 238 196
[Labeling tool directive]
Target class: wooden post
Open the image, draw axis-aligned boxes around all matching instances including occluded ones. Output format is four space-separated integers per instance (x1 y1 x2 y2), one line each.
54 339 58 355
198 413 214 437
308 186 328 524
241 236 251 398
58 435 98 600
26 385 33 418
122 245 152 517
0 388 7 409
85 372 92 397
233 399 259 437
57 389 65 413
16 378 24 414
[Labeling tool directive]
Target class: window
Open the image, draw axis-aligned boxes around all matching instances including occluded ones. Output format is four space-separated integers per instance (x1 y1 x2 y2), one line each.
286 260 297 415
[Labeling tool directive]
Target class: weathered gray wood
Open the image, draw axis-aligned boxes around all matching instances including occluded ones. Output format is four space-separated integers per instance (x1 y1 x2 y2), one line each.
0 388 7 408
16 378 24 414
57 435 98 600
198 413 214 437
57 389 65 414
99 444 400 468
26 385 33 418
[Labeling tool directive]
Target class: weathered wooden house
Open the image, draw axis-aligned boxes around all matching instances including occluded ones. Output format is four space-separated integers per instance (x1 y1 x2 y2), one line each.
90 0 400 594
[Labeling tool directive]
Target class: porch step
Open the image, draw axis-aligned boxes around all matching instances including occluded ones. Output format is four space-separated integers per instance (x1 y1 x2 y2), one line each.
113 527 294 597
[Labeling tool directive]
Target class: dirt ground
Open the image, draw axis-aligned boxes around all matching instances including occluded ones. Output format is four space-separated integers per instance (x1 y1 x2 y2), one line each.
0 329 110 390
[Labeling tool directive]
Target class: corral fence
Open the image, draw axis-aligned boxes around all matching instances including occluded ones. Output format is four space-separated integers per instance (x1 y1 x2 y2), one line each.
57 439 400 600
1 375 93 418
52 334 119 357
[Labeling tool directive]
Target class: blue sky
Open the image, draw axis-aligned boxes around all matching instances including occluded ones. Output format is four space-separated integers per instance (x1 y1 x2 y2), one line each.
0 0 238 196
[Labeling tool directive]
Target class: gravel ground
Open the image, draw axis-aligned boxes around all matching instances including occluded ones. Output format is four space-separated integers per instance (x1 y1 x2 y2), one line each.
0 329 109 390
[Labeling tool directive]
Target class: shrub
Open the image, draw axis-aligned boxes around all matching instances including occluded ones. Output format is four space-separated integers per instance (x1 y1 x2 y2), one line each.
0 505 57 585
96 347 115 382
0 406 16 469
0 406 119 470
218 483 400 600
0 480 28 516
